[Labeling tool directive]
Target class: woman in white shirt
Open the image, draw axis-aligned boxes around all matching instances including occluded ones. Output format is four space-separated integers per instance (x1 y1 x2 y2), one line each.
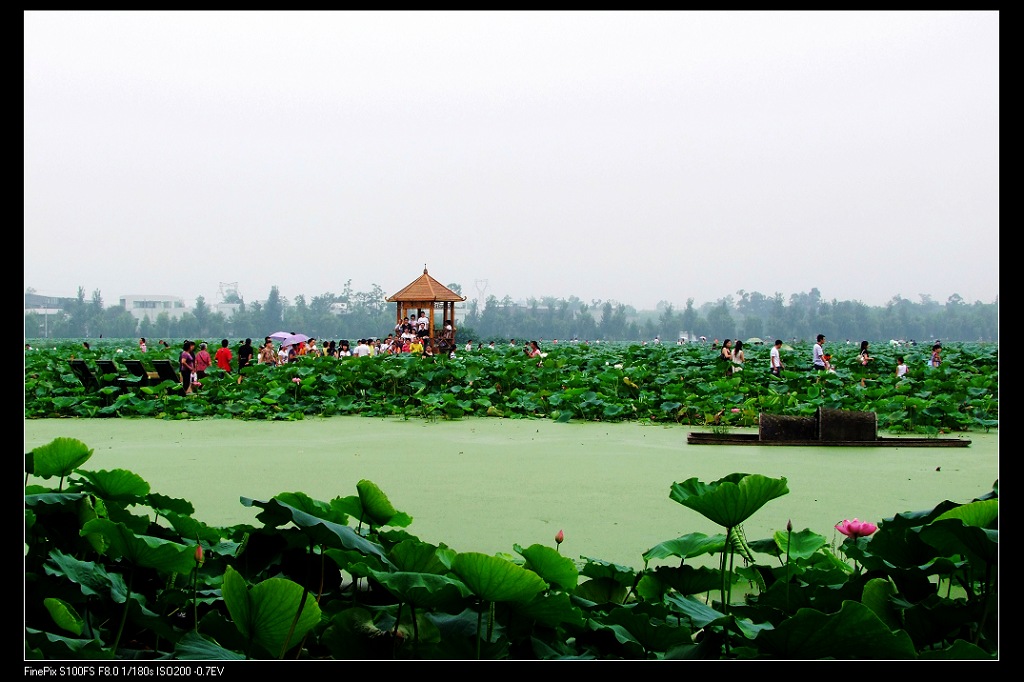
731 340 745 372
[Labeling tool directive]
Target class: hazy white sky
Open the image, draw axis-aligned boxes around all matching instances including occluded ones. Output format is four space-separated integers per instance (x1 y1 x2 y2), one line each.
24 11 999 311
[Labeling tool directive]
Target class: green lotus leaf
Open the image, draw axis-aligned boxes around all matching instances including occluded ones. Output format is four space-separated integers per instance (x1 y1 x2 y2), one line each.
240 497 390 565
917 640 997 660
573 576 628 605
147 492 195 516
451 552 548 603
935 498 997 528
356 479 400 527
319 607 397 659
24 627 106 657
222 565 322 658
773 527 828 560
601 604 695 653
174 631 247 660
756 600 917 659
510 591 586 629
80 518 196 575
861 577 900 630
44 597 84 635
388 539 449 574
670 473 789 528
645 565 722 597
367 569 473 611
25 492 88 510
30 437 93 480
274 491 336 520
573 559 635 594
161 511 229 546
75 469 151 504
663 593 726 629
516 543 579 591
642 532 726 562
918 519 998 566
44 549 130 603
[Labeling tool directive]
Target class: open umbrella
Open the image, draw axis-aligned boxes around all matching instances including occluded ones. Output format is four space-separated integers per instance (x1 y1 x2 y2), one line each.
269 331 292 342
282 333 311 347
745 337 764 345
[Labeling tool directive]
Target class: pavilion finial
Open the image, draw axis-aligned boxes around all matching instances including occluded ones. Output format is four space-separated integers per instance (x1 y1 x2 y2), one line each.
423 264 428 274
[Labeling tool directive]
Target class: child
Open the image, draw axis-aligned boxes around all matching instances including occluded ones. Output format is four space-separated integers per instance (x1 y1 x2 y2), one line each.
822 354 835 373
896 356 908 378
929 344 942 368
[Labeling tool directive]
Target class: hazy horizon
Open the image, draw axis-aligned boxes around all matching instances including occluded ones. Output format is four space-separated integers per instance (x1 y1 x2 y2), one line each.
23 281 998 312
25 11 999 310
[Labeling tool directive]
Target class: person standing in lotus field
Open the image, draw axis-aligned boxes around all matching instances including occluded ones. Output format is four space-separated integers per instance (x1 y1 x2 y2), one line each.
731 340 745 373
194 342 213 380
237 338 254 383
215 339 233 374
179 341 196 396
856 340 874 387
719 339 733 375
770 339 785 376
812 334 829 371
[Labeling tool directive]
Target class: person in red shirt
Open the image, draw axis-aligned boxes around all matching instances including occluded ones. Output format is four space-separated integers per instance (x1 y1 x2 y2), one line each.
215 338 233 373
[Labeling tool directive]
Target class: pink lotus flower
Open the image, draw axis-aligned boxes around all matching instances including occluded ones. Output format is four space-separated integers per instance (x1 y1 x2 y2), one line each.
731 408 740 413
555 529 564 545
292 377 301 384
835 518 878 539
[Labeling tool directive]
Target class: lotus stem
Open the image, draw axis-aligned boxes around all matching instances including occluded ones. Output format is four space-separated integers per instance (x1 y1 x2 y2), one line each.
111 568 134 657
720 526 732 614
785 520 792 611
475 602 483 659
192 566 199 632
281 586 312 659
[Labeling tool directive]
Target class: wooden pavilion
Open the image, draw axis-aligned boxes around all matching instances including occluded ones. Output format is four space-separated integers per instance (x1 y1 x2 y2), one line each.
386 266 467 349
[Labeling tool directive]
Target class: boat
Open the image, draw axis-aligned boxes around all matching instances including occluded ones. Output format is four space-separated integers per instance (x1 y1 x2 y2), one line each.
687 407 971 447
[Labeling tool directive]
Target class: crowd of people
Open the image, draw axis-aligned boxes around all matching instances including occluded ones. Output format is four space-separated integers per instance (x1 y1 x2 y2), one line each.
707 333 940 385
164 325 942 397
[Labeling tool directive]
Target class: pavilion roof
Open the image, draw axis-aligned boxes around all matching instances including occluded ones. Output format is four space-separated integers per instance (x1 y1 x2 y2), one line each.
386 267 466 303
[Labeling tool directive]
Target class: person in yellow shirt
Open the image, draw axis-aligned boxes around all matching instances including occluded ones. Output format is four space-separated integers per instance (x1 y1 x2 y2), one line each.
410 337 424 356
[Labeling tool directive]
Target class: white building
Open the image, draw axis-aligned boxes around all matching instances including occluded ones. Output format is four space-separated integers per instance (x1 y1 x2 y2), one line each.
119 295 188 321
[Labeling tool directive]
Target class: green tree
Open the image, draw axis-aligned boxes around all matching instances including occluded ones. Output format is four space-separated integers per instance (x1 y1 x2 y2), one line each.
262 286 285 333
192 296 212 338
706 300 736 340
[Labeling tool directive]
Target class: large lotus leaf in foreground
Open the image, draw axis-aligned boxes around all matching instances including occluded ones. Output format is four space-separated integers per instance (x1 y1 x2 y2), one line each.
451 552 548 604
221 565 321 659
670 473 789 528
29 437 93 481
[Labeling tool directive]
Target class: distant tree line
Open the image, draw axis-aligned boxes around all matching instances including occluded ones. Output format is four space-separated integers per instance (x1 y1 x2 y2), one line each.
24 285 997 344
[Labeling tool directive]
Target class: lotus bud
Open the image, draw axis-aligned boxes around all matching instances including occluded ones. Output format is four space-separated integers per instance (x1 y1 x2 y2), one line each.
194 544 204 565
555 529 564 545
